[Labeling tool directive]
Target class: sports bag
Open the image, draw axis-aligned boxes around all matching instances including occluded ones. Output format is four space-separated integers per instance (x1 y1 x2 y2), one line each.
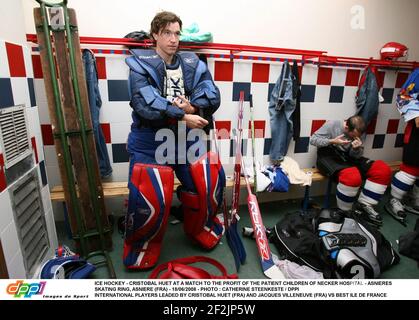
269 209 332 277
269 208 400 278
317 208 400 278
39 245 96 279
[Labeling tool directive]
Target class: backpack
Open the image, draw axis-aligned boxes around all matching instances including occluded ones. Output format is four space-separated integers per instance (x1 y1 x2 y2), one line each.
317 209 397 278
149 256 238 279
269 209 333 277
269 208 400 279
39 246 96 279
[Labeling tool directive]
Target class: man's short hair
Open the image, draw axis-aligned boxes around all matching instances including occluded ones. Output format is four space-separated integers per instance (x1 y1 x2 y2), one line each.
346 115 366 134
150 11 182 38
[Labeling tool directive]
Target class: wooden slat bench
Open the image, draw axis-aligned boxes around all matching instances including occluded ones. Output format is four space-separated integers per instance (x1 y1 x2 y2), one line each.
50 161 402 202
50 178 236 202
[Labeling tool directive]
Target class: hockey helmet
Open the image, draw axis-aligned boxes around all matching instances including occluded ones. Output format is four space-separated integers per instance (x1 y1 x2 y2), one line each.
380 42 408 60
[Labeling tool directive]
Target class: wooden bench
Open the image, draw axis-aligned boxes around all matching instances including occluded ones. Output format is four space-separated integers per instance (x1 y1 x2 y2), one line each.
49 161 402 202
50 178 237 202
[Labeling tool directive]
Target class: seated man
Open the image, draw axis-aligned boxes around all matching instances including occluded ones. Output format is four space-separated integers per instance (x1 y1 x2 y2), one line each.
310 116 392 226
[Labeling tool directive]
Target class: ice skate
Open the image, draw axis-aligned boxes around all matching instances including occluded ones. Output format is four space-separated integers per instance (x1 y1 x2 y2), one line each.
354 202 383 228
385 198 408 226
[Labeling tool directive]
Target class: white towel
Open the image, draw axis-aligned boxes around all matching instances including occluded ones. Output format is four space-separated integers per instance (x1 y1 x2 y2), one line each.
280 156 312 186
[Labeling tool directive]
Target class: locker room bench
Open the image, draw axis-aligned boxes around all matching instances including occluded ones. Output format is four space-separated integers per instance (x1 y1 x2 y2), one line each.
50 179 231 202
49 160 402 202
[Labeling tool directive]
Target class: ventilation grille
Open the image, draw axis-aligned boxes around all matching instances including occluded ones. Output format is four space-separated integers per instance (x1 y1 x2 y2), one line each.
0 105 31 169
10 171 49 277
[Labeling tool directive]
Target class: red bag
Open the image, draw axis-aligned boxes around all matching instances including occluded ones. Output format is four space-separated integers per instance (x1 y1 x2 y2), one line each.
149 256 238 279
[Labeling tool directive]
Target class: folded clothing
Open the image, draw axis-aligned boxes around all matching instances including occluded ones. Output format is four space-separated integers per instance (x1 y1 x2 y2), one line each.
262 165 290 192
280 156 312 186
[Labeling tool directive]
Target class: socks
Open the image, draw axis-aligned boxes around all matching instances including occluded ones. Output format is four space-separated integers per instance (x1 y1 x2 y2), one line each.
336 167 362 211
336 183 359 211
358 180 388 206
391 170 417 200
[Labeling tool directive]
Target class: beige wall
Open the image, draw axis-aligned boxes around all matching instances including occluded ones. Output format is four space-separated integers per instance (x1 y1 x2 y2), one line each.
1 0 27 43
21 0 419 60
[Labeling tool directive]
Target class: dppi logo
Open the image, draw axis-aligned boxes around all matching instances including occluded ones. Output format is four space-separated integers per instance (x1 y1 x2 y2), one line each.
6 280 46 298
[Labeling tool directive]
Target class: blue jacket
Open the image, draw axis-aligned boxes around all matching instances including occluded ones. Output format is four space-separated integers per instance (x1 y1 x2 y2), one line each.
397 67 419 122
125 49 220 128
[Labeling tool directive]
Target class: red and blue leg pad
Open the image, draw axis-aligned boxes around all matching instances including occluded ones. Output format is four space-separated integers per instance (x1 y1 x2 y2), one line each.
180 152 226 250
123 163 174 269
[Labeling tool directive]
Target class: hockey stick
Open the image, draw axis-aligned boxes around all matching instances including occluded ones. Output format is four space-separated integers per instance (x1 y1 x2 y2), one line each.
242 162 286 279
210 116 246 271
231 91 244 224
249 94 258 194
228 91 247 266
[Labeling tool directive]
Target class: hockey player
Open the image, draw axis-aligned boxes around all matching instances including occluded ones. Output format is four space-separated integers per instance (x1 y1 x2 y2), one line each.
123 11 225 269
385 68 419 225
310 116 392 226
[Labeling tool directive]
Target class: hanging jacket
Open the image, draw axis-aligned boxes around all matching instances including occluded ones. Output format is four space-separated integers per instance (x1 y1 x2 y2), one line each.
269 61 297 162
125 49 220 129
355 67 379 127
82 49 113 178
291 60 301 140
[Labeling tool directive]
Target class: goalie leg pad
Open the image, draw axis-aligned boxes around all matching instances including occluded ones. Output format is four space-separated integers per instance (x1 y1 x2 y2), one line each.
123 163 174 269
180 152 226 249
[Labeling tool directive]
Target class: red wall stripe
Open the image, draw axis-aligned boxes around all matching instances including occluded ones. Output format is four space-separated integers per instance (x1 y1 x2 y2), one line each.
248 120 266 138
41 124 54 146
214 121 231 139
214 61 233 81
31 55 43 78
31 137 39 163
100 123 111 143
366 118 377 134
0 154 7 192
96 56 107 79
386 119 400 134
345 69 361 86
311 120 326 135
6 42 26 77
251 63 270 83
317 67 333 85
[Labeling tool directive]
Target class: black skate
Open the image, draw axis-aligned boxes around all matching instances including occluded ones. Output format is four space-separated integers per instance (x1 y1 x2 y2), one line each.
385 198 407 227
354 202 383 228
403 196 419 216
